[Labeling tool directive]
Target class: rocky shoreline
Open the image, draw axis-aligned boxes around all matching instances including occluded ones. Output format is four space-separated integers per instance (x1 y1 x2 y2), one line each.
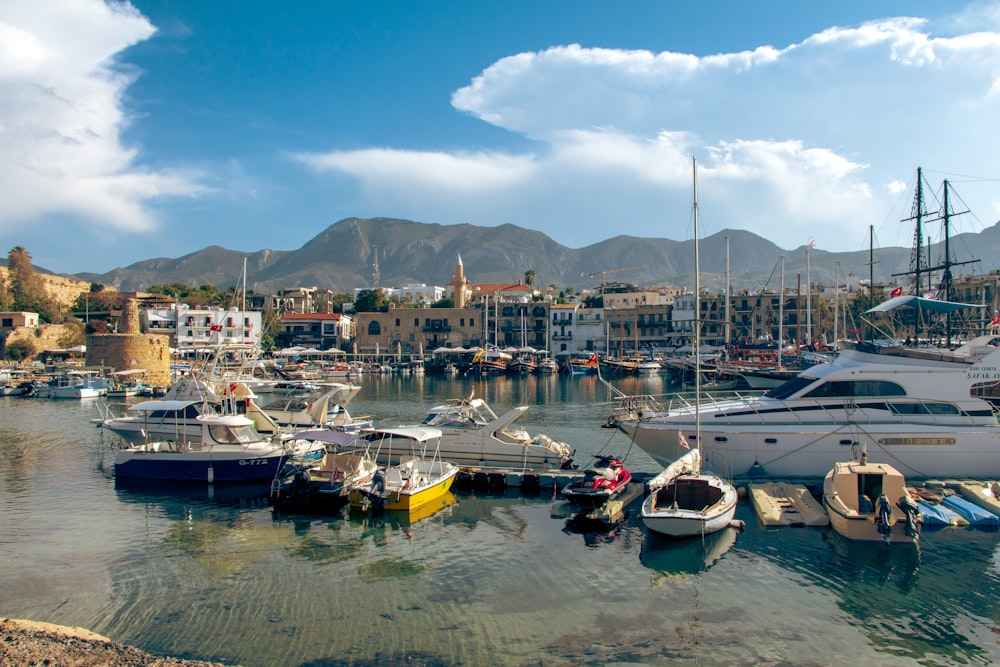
0 618 235 666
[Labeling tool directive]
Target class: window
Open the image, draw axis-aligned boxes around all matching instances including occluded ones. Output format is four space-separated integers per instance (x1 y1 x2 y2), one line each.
1 318 11 327
368 321 381 335
803 380 906 398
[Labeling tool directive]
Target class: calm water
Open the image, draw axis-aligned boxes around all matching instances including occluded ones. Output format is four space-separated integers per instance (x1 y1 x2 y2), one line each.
2 374 999 666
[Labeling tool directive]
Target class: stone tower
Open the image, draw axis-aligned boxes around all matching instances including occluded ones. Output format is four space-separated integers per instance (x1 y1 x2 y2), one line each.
86 298 171 387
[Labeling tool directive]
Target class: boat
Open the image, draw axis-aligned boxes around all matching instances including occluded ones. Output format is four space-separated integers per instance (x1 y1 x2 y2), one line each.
822 450 922 544
565 352 599 375
34 370 111 399
535 355 559 374
415 396 575 470
466 348 511 375
350 427 459 512
639 158 740 540
560 455 631 510
636 358 662 374
614 334 1000 479
294 394 575 471
113 413 290 482
270 433 379 514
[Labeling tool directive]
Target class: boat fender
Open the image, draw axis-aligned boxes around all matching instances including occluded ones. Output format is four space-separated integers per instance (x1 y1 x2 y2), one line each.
729 519 746 532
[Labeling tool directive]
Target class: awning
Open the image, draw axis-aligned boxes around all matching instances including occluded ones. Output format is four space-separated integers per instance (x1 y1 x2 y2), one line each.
866 295 982 314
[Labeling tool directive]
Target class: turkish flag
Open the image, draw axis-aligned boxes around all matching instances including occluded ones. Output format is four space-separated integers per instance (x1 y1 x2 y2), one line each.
890 286 903 297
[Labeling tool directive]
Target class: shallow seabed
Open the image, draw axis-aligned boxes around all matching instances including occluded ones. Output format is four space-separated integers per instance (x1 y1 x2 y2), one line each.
1 373 999 666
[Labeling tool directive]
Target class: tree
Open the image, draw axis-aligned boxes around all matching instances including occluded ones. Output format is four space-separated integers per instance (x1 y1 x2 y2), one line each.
57 319 86 348
354 289 387 312
4 338 35 362
7 246 60 323
0 267 10 310
524 269 536 288
431 297 454 308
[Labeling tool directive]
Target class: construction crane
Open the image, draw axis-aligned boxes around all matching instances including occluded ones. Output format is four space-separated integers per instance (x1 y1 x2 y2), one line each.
587 267 642 293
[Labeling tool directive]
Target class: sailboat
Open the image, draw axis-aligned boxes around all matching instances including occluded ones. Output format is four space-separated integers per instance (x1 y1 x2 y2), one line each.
640 157 739 538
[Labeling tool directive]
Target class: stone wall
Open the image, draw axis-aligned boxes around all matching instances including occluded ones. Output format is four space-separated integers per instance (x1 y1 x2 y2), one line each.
0 266 94 310
86 333 171 386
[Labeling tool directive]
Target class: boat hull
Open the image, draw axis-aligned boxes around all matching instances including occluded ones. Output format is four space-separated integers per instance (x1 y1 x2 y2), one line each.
619 417 1000 480
640 475 738 537
822 460 921 543
114 447 287 482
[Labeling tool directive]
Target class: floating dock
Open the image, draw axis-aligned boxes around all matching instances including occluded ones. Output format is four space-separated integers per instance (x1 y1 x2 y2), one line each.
748 482 828 527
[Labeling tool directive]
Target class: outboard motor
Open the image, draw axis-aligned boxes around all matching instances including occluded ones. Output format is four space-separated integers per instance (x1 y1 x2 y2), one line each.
897 494 922 541
875 493 893 543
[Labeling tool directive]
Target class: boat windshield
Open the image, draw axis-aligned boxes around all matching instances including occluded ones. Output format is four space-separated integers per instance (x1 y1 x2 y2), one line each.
764 376 816 400
208 424 259 444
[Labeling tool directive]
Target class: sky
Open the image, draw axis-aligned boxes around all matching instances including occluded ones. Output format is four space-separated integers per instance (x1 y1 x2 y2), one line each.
2 1 1000 276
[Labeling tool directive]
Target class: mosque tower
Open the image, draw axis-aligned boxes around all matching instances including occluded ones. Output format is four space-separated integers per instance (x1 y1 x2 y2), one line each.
449 254 468 309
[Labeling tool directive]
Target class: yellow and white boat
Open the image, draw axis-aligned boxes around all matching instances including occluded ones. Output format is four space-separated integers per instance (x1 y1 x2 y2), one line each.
350 427 459 513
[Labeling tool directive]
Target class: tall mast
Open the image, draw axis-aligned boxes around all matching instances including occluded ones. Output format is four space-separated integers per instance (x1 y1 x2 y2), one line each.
834 261 840 350
693 156 701 452
806 241 813 346
779 255 784 365
725 236 731 355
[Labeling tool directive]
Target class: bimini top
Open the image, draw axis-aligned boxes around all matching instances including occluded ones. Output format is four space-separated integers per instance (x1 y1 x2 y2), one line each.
867 295 981 314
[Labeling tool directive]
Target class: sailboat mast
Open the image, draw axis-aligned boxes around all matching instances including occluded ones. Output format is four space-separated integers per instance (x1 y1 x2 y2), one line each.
834 261 840 350
692 157 701 448
725 236 731 356
779 255 784 365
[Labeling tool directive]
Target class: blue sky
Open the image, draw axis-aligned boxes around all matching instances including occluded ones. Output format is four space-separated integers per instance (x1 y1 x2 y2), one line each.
2 1 1000 276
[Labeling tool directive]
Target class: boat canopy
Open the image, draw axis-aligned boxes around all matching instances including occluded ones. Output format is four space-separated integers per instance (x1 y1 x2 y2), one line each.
867 295 981 314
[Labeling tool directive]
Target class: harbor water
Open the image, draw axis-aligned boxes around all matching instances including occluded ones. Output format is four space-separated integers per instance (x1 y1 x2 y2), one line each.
2 373 999 666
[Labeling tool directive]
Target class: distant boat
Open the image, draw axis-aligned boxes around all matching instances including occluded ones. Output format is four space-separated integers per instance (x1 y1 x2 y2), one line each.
35 370 111 399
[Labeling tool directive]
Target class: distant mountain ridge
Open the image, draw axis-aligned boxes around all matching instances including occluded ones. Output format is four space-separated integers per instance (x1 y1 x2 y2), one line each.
72 217 999 295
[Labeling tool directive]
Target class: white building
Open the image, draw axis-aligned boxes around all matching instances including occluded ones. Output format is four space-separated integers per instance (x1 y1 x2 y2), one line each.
142 305 263 352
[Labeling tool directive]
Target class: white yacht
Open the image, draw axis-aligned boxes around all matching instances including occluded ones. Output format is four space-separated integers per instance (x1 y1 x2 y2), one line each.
615 338 1000 480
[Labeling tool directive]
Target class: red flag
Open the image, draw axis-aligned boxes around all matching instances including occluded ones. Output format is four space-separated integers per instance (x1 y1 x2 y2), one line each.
587 352 598 365
989 313 1000 329
209 324 223 332
890 286 903 297
678 431 691 449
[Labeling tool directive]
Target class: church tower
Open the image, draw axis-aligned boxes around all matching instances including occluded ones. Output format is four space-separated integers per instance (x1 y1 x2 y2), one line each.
450 254 468 308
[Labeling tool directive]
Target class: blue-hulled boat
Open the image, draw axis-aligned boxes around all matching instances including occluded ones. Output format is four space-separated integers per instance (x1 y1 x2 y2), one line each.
114 414 288 483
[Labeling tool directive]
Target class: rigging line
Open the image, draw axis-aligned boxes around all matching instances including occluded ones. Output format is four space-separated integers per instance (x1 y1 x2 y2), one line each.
847 422 933 478
748 422 857 469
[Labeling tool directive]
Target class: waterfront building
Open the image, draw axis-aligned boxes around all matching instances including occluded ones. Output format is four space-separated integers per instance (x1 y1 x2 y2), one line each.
141 305 262 353
276 312 353 351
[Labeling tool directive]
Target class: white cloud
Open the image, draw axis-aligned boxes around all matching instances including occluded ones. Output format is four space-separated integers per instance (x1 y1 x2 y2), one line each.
303 8 1000 252
0 0 205 235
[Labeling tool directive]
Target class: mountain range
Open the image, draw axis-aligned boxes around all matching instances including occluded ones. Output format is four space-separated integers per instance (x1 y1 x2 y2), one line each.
70 216 1000 296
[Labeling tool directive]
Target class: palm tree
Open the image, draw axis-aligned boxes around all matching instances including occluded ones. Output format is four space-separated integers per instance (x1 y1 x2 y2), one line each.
524 269 536 288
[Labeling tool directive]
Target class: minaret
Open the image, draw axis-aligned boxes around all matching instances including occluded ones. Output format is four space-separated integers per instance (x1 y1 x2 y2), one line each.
451 254 468 308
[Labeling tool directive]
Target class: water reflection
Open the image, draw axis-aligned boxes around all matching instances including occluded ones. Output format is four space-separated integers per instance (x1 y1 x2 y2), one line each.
639 527 739 580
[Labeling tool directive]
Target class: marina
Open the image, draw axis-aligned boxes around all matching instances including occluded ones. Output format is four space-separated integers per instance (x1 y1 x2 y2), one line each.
2 373 1000 666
